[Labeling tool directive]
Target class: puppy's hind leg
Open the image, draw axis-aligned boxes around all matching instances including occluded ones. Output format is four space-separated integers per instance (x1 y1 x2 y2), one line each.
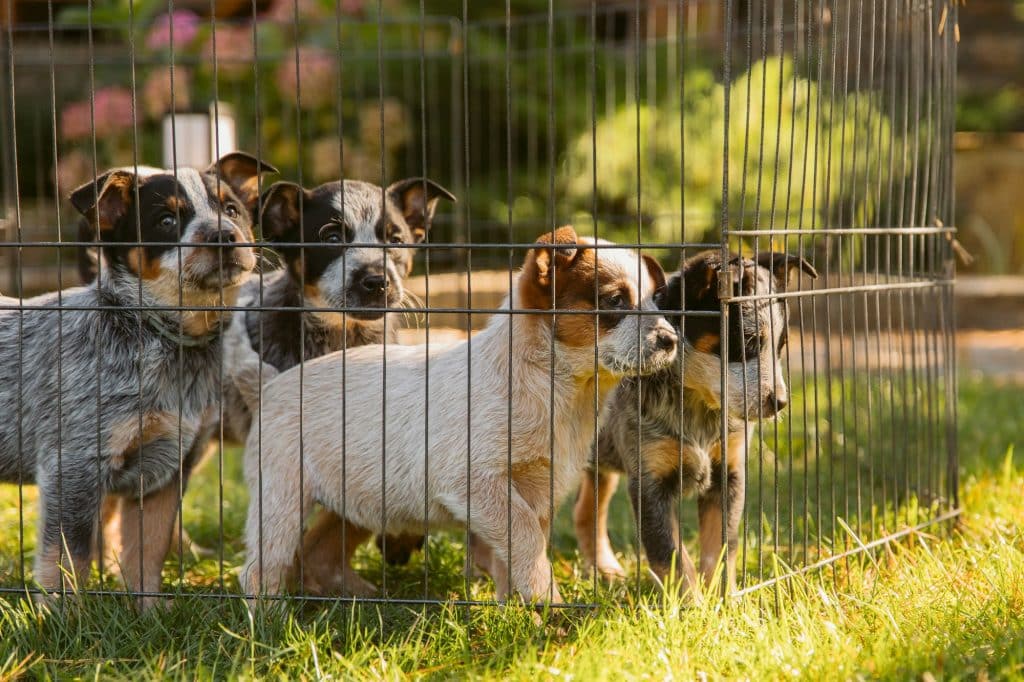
299 510 376 598
574 470 626 580
118 482 182 610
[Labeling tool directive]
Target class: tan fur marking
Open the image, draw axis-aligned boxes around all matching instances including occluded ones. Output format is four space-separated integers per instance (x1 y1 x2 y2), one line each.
643 437 691 481
694 332 720 354
165 195 185 215
108 411 178 464
709 432 747 471
125 247 163 280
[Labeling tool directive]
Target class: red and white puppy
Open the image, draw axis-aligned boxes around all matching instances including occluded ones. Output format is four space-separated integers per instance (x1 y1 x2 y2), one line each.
240 226 678 602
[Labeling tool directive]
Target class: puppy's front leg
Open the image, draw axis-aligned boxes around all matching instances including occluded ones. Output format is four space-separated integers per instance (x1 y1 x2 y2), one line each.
697 443 746 594
450 479 560 603
627 476 699 598
34 469 99 595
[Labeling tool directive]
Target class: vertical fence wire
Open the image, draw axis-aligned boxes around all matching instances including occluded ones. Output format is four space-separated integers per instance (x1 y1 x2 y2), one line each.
0 0 960 607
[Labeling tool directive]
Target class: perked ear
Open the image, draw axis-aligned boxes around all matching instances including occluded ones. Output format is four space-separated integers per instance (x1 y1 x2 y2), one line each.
755 251 818 290
258 181 307 241
69 170 135 235
206 152 279 212
387 177 456 243
642 254 667 299
531 225 580 288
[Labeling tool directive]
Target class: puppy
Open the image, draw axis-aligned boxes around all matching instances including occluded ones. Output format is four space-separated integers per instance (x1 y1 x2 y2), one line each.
239 226 678 602
223 177 454 594
574 250 817 597
0 153 271 604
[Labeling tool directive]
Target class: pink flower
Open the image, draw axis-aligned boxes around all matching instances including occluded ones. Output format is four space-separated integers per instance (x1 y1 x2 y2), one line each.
92 87 137 138
60 100 93 141
55 149 92 191
142 66 192 120
265 0 327 23
60 87 136 141
201 23 256 77
275 47 337 110
146 10 201 52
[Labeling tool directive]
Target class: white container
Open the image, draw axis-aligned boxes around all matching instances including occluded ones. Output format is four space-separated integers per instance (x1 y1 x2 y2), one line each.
161 102 236 169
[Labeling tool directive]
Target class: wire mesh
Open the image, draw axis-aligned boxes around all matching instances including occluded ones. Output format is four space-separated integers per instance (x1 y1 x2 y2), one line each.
0 0 957 607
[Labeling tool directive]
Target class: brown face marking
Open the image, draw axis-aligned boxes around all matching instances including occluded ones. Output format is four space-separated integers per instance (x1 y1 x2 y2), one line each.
520 227 639 349
165 194 186 215
124 247 163 280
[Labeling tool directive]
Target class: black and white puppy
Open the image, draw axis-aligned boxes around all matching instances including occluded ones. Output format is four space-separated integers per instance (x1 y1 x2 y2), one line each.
223 177 455 595
574 249 817 597
0 153 273 605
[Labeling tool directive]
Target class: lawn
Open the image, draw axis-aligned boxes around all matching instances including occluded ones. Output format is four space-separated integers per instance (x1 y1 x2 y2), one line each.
0 374 1021 680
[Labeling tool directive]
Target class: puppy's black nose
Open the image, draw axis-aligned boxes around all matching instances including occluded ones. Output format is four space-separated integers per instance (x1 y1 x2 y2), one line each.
655 328 678 352
360 273 389 293
210 229 237 244
766 393 788 414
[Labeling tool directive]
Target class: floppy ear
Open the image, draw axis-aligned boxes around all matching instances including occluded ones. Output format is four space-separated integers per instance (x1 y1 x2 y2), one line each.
387 177 456 243
654 270 682 311
69 170 135 235
258 182 307 242
642 254 666 299
681 251 720 301
530 225 580 288
207 152 279 213
755 251 818 290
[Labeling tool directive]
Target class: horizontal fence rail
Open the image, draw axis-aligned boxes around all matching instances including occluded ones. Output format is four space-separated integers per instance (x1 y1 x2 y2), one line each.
0 0 957 609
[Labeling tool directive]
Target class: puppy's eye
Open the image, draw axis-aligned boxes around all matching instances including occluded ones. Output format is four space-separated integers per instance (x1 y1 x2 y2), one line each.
319 224 345 244
603 293 628 310
389 231 405 245
223 203 240 219
159 214 178 230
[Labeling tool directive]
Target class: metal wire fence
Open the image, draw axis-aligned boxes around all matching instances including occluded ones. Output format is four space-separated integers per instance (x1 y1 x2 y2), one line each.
0 0 957 608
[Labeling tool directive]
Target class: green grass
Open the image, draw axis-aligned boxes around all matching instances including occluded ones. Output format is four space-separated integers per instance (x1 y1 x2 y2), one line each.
0 375 1021 680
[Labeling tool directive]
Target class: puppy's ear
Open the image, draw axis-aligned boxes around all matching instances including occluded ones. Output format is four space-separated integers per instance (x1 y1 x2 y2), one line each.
69 170 135 235
681 250 720 302
530 225 580 288
207 152 279 213
642 254 667 300
755 251 818 290
258 181 307 242
387 177 456 243
655 270 683 313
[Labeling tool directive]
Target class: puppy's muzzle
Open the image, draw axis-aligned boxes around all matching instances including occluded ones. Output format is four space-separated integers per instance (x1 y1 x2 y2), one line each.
189 221 256 287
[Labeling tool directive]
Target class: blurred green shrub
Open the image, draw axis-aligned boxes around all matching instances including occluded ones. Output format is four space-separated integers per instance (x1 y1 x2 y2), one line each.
562 57 899 247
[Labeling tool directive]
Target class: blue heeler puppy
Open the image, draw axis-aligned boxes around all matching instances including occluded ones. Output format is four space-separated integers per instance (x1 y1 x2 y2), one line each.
575 250 816 599
0 153 275 605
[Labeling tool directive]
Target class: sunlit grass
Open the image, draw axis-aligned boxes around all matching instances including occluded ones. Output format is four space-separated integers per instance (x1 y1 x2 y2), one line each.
0 375 1020 679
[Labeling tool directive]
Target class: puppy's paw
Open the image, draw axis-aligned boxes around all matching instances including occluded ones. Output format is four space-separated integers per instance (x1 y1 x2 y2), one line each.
342 571 379 599
595 552 627 581
683 447 713 497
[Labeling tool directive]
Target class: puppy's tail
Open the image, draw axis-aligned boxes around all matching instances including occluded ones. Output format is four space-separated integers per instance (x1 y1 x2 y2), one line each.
224 307 279 413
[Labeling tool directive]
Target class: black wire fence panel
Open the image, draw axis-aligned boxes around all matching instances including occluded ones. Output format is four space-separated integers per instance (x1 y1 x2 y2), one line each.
0 0 957 606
